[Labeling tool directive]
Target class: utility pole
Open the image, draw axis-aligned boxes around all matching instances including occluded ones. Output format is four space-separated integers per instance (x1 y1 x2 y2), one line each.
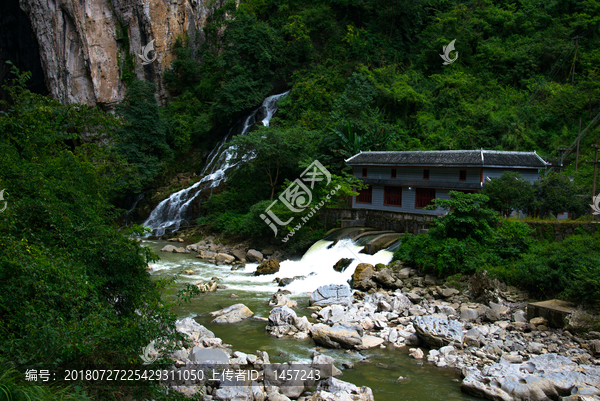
575 118 582 171
557 147 567 173
572 36 580 85
592 144 600 218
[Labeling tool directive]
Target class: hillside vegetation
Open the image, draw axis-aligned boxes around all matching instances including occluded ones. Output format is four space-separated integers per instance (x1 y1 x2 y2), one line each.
158 0 600 245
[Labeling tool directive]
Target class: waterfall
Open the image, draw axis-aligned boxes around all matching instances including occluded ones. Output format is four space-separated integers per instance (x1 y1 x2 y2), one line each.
143 91 289 236
127 192 145 212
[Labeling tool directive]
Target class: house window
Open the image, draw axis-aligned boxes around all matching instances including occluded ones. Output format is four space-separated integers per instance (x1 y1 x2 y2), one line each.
423 169 430 180
384 186 402 206
362 168 367 177
391 168 397 178
459 170 467 181
415 188 436 208
356 186 372 204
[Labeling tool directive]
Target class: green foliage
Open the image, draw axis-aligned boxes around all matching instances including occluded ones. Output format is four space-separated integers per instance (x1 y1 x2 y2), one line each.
491 230 600 307
0 66 192 398
229 126 319 200
393 192 529 276
115 80 173 193
534 172 589 218
494 220 535 259
481 171 536 216
0 365 92 401
394 190 598 307
115 20 136 86
427 191 499 242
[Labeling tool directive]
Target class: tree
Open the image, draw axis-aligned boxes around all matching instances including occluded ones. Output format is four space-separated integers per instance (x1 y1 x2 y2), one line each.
427 191 499 243
481 171 535 216
534 173 588 218
229 126 316 200
0 67 194 398
115 80 172 193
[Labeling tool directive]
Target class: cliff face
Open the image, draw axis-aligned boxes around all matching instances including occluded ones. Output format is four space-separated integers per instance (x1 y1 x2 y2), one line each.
19 0 224 110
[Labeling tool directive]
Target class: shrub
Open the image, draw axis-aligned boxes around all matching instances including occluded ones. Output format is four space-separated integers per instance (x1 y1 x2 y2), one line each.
502 231 600 307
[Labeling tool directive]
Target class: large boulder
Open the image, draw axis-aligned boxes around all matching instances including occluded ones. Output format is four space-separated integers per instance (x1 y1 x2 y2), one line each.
309 284 353 307
356 335 384 350
175 318 215 342
413 315 464 348
313 377 375 401
462 353 600 401
266 306 311 337
197 250 217 260
309 324 362 349
264 363 319 399
246 249 264 263
352 263 376 290
268 306 298 326
215 253 235 264
470 269 506 299
188 346 230 364
312 354 342 377
185 243 199 252
266 306 297 335
374 268 401 289
173 247 190 254
210 304 254 323
254 259 280 275
231 248 246 261
213 384 254 401
268 292 297 308
161 245 178 252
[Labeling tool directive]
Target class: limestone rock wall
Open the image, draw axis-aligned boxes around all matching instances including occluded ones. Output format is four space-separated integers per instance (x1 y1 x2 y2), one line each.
20 0 224 110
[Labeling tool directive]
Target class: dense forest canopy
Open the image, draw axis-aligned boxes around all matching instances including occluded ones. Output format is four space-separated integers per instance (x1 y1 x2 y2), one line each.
159 0 600 245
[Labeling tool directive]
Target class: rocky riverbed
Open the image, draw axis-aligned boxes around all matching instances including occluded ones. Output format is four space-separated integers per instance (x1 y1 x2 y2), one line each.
169 317 375 400
152 238 600 400
263 263 600 401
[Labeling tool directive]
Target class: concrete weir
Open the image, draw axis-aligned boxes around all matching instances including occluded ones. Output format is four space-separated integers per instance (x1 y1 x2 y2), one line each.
323 227 377 244
527 299 576 328
321 228 405 254
363 233 403 255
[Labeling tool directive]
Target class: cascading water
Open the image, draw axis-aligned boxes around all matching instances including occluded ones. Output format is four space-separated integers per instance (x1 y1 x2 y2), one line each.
223 238 394 294
143 91 289 236
146 235 393 294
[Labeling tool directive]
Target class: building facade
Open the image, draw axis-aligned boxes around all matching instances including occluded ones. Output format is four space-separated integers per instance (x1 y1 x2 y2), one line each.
346 150 548 215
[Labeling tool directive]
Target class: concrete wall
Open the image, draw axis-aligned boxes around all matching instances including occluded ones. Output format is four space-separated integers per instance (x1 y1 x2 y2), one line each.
524 221 598 241
352 186 451 215
482 168 540 182
321 208 598 241
320 208 438 234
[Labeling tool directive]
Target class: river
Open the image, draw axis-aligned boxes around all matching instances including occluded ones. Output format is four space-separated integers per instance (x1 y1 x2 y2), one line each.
144 239 480 401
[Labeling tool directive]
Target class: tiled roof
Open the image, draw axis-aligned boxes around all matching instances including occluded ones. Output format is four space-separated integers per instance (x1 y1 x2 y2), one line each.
345 150 548 168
